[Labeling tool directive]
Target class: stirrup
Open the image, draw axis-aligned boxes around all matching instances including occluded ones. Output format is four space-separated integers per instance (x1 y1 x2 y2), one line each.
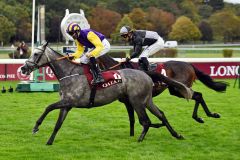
92 75 104 84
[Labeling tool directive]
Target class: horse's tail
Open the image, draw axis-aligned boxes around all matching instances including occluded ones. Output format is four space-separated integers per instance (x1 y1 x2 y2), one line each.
192 65 228 92
145 71 193 99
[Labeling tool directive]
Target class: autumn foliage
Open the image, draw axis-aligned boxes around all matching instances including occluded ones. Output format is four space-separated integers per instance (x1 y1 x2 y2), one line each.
88 7 121 38
1 0 240 44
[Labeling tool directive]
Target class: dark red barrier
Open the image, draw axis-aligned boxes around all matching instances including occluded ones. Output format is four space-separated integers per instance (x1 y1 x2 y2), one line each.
0 64 56 81
0 62 239 81
192 62 239 79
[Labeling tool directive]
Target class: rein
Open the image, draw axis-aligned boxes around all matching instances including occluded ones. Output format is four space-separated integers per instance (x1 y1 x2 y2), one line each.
108 62 123 70
44 49 78 65
28 47 80 78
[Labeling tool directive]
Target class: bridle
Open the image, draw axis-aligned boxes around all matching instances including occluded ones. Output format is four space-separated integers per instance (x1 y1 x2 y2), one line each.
24 47 47 72
24 46 73 73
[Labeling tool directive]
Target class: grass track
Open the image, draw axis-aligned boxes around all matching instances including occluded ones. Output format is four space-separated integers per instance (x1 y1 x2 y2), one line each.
0 80 239 160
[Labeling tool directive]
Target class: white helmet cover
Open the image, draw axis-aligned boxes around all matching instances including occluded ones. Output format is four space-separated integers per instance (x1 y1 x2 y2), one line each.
120 26 131 35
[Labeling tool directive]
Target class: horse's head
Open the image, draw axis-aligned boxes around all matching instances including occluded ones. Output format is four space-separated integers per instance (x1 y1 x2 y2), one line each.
21 42 49 75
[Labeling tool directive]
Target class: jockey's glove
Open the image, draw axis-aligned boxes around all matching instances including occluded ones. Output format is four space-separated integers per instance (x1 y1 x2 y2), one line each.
126 57 131 62
68 55 74 60
66 53 74 60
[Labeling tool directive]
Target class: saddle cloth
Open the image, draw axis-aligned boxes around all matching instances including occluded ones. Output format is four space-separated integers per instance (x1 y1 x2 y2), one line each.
149 63 166 76
125 62 166 76
85 70 122 89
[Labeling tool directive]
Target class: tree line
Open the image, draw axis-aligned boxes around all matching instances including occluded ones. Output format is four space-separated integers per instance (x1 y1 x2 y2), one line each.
0 0 240 45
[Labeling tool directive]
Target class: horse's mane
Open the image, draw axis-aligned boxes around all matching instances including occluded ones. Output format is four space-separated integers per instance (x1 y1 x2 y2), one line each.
98 54 119 69
48 47 65 57
99 54 118 63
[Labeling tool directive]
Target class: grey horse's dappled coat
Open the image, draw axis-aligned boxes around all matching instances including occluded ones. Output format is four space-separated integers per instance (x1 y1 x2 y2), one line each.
21 42 183 145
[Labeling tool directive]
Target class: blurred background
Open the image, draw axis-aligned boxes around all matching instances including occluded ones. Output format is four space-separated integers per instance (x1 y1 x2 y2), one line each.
0 0 240 59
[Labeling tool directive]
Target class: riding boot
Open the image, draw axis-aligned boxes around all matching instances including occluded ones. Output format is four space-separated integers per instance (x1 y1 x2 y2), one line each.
139 57 149 71
89 57 105 85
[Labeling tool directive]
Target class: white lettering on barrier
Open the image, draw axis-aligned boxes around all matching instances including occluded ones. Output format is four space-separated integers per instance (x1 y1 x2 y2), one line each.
46 67 55 78
210 65 239 77
7 74 15 78
17 65 30 80
0 74 15 79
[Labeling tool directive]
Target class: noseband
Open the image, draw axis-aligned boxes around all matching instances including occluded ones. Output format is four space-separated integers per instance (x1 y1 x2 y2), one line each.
24 47 48 72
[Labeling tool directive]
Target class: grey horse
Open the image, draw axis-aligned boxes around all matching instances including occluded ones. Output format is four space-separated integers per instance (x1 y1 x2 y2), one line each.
21 42 187 145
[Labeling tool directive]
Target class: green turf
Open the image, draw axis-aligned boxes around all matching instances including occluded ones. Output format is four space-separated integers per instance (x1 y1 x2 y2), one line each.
0 51 11 59
178 52 240 58
0 80 239 160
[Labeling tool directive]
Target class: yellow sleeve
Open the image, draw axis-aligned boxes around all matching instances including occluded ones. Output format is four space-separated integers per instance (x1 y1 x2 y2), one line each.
87 31 104 57
71 40 84 59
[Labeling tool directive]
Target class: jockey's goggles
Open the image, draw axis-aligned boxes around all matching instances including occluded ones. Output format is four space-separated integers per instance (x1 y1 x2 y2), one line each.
121 34 128 38
67 31 75 36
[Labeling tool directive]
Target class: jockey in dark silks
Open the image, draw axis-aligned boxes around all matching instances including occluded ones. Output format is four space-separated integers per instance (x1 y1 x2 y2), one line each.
120 26 164 71
66 22 110 84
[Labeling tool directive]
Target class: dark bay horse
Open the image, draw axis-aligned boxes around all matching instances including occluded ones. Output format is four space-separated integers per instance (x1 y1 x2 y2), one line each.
21 42 185 145
98 54 228 123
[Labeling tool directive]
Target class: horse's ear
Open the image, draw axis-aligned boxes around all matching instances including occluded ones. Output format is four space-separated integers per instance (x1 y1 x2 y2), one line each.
42 40 49 47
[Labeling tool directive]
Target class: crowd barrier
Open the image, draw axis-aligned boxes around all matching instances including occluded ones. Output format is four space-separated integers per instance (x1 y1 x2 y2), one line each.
0 58 239 81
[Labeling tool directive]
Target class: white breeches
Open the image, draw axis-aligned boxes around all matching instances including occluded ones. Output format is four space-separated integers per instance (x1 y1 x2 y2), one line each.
139 37 164 58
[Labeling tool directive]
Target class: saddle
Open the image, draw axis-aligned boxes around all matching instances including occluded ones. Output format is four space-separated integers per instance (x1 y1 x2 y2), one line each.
82 65 123 106
79 64 122 89
85 70 122 89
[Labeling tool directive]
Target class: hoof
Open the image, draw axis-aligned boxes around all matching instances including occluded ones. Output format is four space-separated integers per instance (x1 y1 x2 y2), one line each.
176 134 184 140
32 128 39 134
137 135 145 142
46 142 53 145
194 117 204 123
211 113 221 118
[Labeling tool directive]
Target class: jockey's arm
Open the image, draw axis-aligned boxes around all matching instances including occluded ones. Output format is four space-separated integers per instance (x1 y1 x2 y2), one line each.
71 40 84 59
87 31 104 57
130 37 142 59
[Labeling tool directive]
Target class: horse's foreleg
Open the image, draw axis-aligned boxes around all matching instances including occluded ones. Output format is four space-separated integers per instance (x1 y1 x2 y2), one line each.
32 101 70 134
46 107 72 145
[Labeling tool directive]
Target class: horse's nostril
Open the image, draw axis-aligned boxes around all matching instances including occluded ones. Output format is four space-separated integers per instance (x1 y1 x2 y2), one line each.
21 66 27 74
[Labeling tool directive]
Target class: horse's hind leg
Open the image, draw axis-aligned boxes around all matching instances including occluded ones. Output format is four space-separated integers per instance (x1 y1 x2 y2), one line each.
124 101 135 136
121 98 162 136
192 91 220 123
46 107 72 145
147 100 184 140
192 100 204 123
120 98 135 136
134 106 151 142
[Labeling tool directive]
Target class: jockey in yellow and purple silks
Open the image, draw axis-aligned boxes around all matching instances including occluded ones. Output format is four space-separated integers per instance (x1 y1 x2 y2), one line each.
66 22 111 84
